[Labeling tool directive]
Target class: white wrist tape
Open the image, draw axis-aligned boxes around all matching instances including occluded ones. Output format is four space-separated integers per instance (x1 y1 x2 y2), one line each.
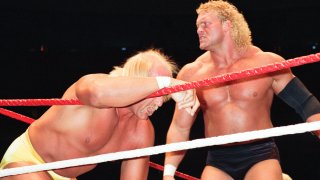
156 76 171 89
163 164 177 177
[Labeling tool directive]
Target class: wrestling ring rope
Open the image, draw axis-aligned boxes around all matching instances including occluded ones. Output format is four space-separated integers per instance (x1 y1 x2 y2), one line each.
1 53 320 178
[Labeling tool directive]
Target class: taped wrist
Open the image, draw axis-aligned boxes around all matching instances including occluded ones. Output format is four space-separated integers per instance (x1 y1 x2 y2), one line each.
277 77 320 121
156 76 171 89
163 164 177 177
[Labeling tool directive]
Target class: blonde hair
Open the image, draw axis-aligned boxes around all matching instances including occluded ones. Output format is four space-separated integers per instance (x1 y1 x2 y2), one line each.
109 49 178 78
196 0 252 50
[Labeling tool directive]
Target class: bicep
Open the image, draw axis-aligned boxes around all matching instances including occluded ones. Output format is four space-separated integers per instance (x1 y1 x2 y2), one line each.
268 54 295 94
272 70 294 95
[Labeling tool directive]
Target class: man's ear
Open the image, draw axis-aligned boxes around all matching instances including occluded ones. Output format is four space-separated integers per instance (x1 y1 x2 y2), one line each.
222 20 232 32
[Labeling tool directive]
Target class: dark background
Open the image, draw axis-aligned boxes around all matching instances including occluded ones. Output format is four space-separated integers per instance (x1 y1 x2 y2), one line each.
1 0 320 179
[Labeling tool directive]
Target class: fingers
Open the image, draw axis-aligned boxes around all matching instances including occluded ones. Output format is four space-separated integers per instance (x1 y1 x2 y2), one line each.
190 98 200 116
178 98 199 116
169 79 199 116
171 92 184 103
175 89 199 116
183 107 192 115
178 99 196 110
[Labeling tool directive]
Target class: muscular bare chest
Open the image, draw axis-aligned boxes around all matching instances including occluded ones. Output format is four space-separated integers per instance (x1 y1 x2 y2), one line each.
193 60 274 109
198 77 272 107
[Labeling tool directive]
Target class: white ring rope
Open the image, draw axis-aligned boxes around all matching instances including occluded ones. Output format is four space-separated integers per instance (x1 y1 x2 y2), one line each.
1 121 319 177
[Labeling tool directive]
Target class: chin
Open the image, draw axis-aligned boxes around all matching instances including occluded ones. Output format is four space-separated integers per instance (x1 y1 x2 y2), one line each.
199 44 206 50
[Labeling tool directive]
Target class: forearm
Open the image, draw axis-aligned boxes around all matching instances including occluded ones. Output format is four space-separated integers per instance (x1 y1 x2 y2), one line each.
164 122 191 177
164 151 187 177
75 74 165 107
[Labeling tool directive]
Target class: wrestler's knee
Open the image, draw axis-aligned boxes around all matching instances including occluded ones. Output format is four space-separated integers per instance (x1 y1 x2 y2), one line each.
2 162 52 180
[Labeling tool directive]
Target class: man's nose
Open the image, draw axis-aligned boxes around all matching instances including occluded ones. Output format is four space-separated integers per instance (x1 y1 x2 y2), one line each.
197 27 203 34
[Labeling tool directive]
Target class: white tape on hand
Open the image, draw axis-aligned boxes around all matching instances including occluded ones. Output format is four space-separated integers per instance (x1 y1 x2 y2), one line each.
163 164 177 177
156 76 171 89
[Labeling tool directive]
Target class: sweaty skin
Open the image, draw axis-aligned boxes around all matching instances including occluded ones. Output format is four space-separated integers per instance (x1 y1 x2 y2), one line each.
182 48 291 137
164 6 320 180
28 66 168 178
1 52 199 180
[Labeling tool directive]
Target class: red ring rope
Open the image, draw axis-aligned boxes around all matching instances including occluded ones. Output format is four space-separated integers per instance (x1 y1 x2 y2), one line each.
148 52 320 97
0 53 319 107
0 98 81 106
0 108 34 124
149 162 199 180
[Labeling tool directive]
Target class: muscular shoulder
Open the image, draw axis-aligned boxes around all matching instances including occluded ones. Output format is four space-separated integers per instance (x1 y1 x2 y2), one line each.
249 49 294 93
178 51 210 81
253 50 286 65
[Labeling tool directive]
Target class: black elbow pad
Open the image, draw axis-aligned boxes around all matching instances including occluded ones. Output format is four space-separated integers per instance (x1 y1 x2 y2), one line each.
277 77 320 121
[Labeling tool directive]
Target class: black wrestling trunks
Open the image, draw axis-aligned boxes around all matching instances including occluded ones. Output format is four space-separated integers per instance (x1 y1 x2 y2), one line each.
206 138 280 180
